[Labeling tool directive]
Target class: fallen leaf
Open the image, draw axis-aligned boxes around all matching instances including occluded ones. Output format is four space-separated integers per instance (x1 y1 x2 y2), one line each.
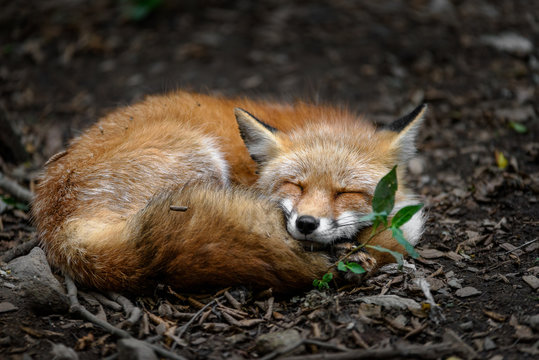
358 295 421 310
455 286 481 297
495 150 508 170
418 248 445 259
483 309 507 322
0 302 18 313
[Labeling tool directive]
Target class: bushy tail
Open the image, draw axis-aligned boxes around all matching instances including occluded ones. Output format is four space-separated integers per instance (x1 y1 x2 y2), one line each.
34 184 331 293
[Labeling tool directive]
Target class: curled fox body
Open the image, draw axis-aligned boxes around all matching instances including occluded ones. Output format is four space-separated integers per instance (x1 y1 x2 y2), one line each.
33 91 426 293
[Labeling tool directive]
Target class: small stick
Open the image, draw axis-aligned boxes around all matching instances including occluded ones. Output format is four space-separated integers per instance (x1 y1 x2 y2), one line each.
403 322 428 340
65 275 130 339
281 342 464 360
503 238 538 254
0 172 33 203
176 296 223 339
224 290 242 311
263 297 274 320
90 291 123 311
169 206 188 212
0 236 39 263
260 339 349 360
108 292 142 326
65 276 188 360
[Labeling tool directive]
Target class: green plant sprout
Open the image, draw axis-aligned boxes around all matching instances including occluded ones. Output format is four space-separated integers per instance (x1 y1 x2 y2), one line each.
313 165 422 290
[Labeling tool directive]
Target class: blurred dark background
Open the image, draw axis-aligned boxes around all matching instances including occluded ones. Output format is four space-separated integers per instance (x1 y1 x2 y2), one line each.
0 0 536 166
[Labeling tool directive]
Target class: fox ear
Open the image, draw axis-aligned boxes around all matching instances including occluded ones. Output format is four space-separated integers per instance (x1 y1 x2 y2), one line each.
386 104 427 163
235 108 280 165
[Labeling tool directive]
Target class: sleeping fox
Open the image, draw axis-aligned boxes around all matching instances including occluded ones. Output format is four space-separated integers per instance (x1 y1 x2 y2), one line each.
32 91 426 293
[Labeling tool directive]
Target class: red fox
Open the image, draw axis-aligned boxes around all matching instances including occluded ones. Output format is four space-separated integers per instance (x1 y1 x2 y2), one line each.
32 91 426 293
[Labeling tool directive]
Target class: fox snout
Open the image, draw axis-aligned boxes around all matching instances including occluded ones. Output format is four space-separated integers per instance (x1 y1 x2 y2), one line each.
295 215 320 235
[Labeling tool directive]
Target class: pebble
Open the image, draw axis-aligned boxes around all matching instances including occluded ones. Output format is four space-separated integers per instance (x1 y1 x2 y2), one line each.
455 286 482 297
522 275 539 290
481 32 533 56
484 337 497 351
0 302 18 313
447 279 463 289
459 321 474 331
255 329 302 355
50 343 79 360
526 314 539 331
117 338 157 360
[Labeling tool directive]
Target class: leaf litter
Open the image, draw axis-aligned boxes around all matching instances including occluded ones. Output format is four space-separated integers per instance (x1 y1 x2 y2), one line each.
0 0 538 359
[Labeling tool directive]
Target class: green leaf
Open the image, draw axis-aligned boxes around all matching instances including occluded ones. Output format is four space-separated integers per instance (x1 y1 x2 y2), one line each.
337 261 347 272
509 121 527 134
391 204 423 228
390 227 420 258
322 272 333 283
345 262 366 274
358 212 378 222
372 166 398 214
366 244 404 267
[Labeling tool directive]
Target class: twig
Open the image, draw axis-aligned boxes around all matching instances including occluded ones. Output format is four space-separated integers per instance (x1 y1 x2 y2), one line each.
176 296 223 339
169 206 188 212
0 172 33 203
90 292 123 311
403 322 428 340
65 275 131 339
263 297 274 320
503 238 538 254
417 278 445 324
224 290 242 311
65 276 187 360
108 292 142 326
261 339 349 360
0 236 38 263
281 342 463 360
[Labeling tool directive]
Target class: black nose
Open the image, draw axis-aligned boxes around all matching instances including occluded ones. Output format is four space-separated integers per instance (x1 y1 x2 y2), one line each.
296 215 320 235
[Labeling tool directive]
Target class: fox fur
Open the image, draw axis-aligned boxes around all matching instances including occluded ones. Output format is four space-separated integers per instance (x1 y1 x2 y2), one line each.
32 91 426 293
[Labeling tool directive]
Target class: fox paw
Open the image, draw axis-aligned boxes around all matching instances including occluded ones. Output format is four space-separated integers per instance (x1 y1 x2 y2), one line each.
333 243 377 284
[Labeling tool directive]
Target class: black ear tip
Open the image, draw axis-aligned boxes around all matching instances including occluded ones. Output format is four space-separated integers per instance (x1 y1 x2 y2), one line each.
385 103 427 132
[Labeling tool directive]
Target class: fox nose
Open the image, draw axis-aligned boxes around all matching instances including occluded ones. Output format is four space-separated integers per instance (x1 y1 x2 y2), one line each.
296 215 320 235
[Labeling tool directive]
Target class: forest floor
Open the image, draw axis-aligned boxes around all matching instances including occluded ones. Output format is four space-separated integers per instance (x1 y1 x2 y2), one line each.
0 0 537 359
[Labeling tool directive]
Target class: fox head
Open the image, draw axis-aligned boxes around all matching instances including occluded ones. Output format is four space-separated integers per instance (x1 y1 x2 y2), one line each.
235 105 426 246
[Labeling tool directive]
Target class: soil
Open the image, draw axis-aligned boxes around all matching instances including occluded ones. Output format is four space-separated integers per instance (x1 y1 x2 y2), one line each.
0 0 537 359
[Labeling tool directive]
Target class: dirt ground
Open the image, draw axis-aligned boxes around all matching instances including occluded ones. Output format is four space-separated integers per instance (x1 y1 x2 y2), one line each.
0 0 538 359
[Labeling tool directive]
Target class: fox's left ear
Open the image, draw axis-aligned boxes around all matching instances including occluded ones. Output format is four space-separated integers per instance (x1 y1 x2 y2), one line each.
386 104 427 163
235 108 280 166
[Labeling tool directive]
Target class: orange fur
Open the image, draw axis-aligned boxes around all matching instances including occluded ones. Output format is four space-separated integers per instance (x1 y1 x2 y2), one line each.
33 91 425 293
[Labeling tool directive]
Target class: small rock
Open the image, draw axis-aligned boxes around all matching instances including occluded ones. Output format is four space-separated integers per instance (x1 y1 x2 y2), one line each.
484 337 497 351
526 314 539 331
459 321 474 331
447 279 463 289
255 329 302 355
118 338 157 360
50 343 79 360
481 32 533 56
8 247 69 314
495 106 536 123
522 275 539 290
0 302 18 313
528 266 539 276
408 157 425 175
455 286 482 297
